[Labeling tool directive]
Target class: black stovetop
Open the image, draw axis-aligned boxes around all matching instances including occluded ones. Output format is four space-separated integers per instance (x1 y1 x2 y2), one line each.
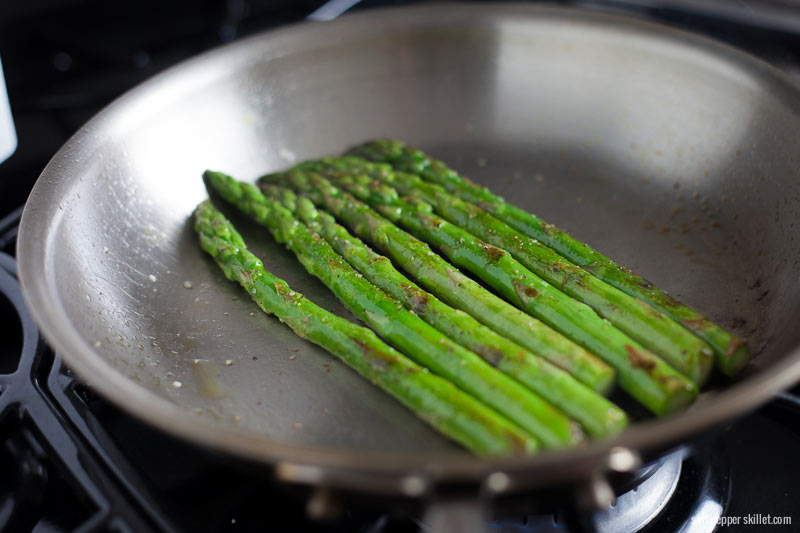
1 2 800 532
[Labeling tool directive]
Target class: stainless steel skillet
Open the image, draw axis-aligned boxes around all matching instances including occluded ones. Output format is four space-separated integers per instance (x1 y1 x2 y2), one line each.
16 3 800 501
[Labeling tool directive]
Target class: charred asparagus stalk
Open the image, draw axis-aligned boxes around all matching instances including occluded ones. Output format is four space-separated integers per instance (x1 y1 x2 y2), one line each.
260 170 616 395
267 171 696 416
348 140 750 377
299 157 713 385
262 184 627 439
204 171 584 449
193 200 539 455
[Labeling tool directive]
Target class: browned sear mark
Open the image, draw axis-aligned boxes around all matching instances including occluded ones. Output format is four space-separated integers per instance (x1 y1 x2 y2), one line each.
512 279 540 301
417 212 443 228
353 338 371 356
625 344 657 371
476 201 499 213
480 347 505 368
681 316 714 330
483 244 505 261
725 337 747 359
645 305 665 320
405 290 429 314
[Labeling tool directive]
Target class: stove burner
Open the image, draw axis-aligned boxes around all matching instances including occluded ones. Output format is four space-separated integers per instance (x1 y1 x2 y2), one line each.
593 449 687 532
596 440 729 533
488 440 729 533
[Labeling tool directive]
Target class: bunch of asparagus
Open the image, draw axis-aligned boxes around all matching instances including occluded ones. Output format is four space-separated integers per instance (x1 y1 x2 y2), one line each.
193 140 749 455
347 141 750 377
194 199 538 455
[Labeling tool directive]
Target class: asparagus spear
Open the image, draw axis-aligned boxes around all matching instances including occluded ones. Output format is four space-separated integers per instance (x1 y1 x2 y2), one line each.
263 184 627 439
203 171 584 449
193 200 539 455
271 170 696 416
261 170 616 396
348 140 750 377
303 158 713 386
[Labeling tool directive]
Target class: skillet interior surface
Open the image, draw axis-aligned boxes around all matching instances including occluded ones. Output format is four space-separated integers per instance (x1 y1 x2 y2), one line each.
17 4 800 480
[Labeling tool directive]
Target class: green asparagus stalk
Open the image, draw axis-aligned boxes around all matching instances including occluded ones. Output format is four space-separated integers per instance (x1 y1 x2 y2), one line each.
203 171 584 449
261 170 616 396
301 158 714 386
263 184 627 439
348 140 749 377
271 170 696 416
193 200 539 455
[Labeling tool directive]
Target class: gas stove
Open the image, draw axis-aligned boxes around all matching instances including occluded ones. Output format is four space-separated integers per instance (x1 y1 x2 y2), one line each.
1 2 800 532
